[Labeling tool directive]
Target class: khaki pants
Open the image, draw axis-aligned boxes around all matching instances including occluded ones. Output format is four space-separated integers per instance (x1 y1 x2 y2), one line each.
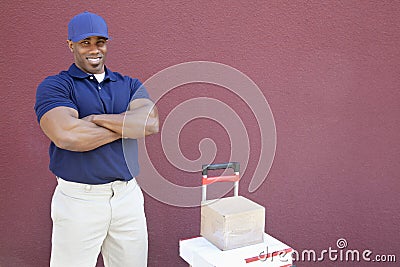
50 177 148 267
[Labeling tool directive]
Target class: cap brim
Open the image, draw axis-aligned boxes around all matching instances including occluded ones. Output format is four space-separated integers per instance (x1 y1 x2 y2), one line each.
70 32 110 42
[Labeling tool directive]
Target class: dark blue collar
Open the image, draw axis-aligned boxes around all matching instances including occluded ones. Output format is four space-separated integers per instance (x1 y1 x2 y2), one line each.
68 64 117 82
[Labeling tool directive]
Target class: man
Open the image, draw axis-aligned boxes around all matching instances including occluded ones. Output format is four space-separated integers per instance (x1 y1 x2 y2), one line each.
34 11 158 267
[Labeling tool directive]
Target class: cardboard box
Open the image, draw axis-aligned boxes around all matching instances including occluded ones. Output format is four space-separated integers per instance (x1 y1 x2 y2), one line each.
200 196 265 250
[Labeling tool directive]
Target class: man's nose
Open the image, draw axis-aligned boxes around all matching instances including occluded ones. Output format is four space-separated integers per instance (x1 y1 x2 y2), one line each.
88 43 101 53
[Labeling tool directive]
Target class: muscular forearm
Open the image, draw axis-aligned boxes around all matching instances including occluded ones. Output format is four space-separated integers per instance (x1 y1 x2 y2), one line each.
40 107 122 152
89 103 159 139
60 121 121 152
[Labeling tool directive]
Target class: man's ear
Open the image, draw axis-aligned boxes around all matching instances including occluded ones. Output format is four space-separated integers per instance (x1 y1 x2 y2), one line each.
67 40 73 52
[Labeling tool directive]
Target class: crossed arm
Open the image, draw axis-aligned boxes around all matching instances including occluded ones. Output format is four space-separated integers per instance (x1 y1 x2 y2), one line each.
39 98 159 152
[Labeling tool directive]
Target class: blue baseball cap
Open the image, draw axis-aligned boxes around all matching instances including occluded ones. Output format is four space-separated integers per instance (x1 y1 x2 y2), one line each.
68 11 110 42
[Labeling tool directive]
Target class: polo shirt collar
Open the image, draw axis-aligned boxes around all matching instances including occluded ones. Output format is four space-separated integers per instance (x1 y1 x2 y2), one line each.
68 64 117 82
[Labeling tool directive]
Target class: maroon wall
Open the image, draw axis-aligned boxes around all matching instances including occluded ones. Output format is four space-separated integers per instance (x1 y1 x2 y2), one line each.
1 1 399 266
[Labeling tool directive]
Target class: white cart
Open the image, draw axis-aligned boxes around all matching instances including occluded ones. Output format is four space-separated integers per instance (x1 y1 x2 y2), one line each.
180 233 294 267
180 162 294 266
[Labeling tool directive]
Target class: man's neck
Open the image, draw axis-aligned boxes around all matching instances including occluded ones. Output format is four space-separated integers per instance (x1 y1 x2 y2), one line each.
93 72 105 83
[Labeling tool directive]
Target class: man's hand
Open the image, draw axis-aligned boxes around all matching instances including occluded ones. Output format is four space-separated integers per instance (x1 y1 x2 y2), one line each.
81 114 96 123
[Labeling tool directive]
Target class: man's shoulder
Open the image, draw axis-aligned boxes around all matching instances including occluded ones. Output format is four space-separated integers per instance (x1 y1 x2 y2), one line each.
41 70 73 85
36 70 76 95
106 68 141 83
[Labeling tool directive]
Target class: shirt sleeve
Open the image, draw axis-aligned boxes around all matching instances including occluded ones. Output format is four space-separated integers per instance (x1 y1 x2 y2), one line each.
34 76 78 123
129 78 150 101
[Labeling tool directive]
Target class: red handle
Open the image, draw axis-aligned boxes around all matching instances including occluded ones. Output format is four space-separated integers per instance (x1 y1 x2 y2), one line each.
201 162 241 201
202 174 240 185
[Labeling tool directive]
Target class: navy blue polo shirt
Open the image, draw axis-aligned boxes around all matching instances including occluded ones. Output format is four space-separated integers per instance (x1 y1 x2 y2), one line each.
35 64 149 184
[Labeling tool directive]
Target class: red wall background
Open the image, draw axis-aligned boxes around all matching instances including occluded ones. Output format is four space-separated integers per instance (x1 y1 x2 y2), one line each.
1 1 399 266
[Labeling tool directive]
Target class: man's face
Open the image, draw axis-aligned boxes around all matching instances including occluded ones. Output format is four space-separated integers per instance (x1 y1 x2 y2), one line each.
67 36 108 74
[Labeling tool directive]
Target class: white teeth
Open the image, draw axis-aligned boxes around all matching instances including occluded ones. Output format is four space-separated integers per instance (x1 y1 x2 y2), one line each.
87 58 101 63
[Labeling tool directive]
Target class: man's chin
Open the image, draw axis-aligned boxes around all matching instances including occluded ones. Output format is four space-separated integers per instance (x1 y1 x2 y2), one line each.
87 64 104 74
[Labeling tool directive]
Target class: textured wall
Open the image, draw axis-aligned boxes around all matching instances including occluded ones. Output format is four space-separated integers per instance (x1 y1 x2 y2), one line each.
1 1 399 266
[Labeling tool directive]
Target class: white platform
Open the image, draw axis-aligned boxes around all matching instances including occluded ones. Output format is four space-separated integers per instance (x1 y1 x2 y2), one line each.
179 233 293 267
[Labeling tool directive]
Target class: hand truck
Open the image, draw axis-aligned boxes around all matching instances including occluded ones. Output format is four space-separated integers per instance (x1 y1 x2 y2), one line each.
201 162 240 202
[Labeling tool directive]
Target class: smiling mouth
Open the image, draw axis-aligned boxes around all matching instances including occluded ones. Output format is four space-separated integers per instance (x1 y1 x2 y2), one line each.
86 56 102 64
